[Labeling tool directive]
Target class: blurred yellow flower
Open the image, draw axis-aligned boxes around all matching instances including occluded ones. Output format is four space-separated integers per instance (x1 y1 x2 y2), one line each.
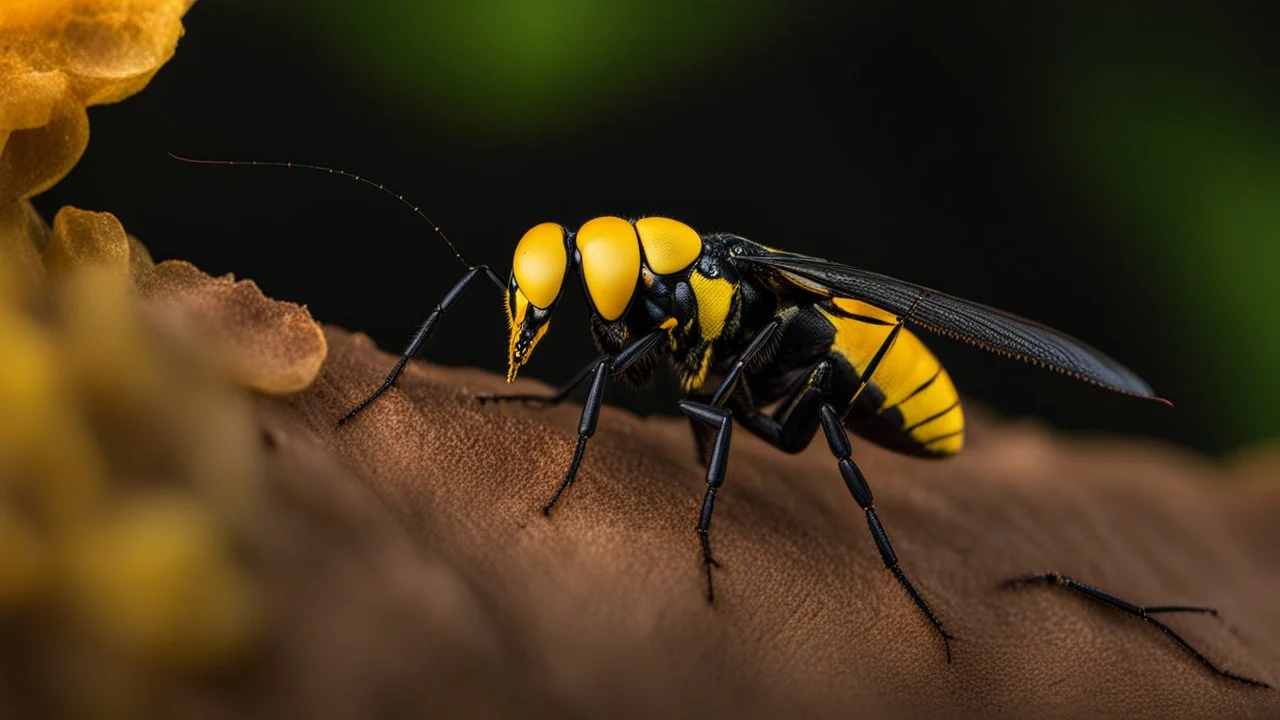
0 0 193 203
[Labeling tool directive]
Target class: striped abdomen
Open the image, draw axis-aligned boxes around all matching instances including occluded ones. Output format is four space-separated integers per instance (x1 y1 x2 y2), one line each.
818 298 964 457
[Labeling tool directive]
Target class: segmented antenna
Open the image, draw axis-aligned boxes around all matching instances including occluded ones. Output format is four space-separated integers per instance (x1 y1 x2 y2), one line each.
167 153 470 269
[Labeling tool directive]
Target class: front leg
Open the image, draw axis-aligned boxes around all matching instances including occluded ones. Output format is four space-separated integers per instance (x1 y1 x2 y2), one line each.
339 265 504 426
541 329 665 515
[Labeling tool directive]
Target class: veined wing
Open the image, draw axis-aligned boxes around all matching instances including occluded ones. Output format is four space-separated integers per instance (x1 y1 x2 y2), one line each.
733 249 1164 402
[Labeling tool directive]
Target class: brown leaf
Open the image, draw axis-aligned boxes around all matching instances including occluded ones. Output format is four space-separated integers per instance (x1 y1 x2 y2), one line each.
259 328 1279 718
138 261 329 395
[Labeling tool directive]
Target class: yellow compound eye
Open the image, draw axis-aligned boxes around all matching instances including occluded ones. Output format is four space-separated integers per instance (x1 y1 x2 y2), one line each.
575 216 641 321
636 217 702 275
511 222 567 309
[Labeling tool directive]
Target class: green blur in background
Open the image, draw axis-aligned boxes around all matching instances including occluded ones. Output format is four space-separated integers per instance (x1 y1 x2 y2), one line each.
1050 5 1280 449
297 0 792 137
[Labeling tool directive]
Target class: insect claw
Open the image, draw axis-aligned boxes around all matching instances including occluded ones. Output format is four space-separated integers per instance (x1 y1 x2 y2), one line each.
939 629 956 664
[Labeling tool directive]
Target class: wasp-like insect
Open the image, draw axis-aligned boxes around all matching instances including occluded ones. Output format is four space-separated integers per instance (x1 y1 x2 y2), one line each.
173 155 1268 688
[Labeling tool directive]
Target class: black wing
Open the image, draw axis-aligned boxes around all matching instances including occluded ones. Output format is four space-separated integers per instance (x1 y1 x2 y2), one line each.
734 249 1164 401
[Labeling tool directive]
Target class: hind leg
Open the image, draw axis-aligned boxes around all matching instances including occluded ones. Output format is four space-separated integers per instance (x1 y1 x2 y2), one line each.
1003 572 1267 687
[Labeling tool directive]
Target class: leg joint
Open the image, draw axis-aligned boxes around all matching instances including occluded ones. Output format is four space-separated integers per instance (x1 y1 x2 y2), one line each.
678 399 731 427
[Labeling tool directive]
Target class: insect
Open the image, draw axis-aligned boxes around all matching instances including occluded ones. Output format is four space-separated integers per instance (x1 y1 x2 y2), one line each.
172 154 1268 688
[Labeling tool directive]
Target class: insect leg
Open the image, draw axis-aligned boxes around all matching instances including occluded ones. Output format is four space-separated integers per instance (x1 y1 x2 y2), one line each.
732 360 832 454
748 304 954 654
736 354 955 659
709 319 781 406
676 401 731 603
542 329 665 515
677 320 782 602
1002 572 1268 687
686 398 718 468
339 265 505 426
819 403 955 662
475 355 603 406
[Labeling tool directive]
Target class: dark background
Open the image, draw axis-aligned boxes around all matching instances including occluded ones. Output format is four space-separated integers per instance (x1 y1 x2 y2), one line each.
35 0 1280 456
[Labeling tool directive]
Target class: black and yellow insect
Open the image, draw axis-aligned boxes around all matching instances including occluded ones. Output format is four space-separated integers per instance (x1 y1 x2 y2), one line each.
174 156 1267 688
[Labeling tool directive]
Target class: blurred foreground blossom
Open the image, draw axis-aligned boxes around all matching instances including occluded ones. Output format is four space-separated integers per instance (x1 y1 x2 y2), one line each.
0 205 263 716
0 190 333 720
0 0 193 203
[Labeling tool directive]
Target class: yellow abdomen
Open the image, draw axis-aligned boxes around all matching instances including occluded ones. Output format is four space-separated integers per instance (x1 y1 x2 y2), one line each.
819 298 965 457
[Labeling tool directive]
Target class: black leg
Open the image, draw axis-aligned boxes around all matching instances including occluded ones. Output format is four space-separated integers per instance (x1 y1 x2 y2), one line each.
736 359 955 662
338 265 504 426
687 405 718 469
677 320 781 602
476 355 602 406
844 309 907 410
771 307 954 659
819 403 955 662
677 401 732 603
1003 572 1268 687
709 319 781 407
541 329 665 515
733 361 832 454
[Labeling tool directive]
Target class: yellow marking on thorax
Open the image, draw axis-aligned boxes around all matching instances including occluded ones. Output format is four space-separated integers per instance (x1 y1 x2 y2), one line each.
688 270 735 342
659 316 679 352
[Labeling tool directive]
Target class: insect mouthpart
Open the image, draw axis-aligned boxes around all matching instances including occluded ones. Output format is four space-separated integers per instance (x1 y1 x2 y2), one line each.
506 287 554 382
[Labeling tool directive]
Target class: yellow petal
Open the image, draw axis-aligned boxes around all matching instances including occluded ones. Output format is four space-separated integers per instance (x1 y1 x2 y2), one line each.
0 199 51 299
66 494 257 668
0 504 48 614
43 205 131 280
0 0 192 200
0 106 90 204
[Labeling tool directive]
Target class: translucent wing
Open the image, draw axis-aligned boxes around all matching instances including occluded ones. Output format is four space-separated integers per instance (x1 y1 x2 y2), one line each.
734 249 1164 401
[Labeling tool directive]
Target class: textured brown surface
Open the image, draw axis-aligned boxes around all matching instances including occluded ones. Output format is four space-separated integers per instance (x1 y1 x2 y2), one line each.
246 326 1280 719
138 260 329 394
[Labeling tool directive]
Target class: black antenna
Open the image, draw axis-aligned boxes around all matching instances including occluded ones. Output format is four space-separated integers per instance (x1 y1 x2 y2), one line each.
168 153 470 269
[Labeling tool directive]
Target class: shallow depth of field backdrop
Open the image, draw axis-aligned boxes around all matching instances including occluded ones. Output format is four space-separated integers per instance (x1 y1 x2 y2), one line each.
36 0 1280 456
